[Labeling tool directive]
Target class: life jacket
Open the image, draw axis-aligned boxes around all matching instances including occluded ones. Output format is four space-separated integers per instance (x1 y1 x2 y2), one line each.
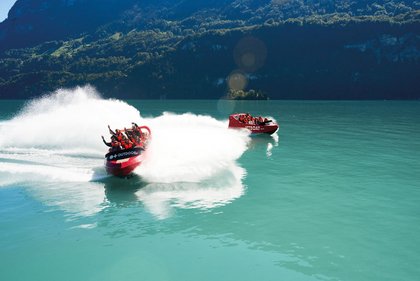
122 140 132 149
116 133 123 141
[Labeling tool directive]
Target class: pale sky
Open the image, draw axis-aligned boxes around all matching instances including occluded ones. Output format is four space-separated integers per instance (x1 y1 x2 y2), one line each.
0 0 16 22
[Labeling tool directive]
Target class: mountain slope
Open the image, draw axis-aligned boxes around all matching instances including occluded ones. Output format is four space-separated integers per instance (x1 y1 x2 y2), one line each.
2 0 418 51
0 0 419 99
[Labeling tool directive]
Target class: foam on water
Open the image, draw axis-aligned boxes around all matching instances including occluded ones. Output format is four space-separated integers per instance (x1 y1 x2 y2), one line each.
138 112 249 182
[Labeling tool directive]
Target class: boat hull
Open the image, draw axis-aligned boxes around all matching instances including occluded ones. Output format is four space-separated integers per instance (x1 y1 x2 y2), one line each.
105 147 144 177
241 124 278 135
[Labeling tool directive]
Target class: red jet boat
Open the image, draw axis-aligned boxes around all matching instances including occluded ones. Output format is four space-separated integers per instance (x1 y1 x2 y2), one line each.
105 126 151 177
228 113 278 135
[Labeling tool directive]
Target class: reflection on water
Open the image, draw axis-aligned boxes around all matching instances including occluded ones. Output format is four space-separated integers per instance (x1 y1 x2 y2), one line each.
103 174 147 206
24 164 246 220
247 132 279 158
134 164 246 219
102 164 246 219
25 181 107 218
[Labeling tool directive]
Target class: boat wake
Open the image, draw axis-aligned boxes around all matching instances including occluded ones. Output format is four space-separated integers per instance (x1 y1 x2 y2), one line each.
0 86 250 218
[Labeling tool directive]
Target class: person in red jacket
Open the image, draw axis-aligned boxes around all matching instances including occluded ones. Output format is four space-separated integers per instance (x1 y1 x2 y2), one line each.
108 125 125 142
102 135 121 152
124 127 141 146
121 139 133 150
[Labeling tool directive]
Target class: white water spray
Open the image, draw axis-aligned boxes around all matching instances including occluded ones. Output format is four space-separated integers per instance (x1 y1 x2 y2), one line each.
0 86 141 152
139 112 249 182
0 86 250 217
0 86 249 183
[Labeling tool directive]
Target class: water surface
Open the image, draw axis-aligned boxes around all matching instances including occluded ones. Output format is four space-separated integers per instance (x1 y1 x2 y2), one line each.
1 97 419 281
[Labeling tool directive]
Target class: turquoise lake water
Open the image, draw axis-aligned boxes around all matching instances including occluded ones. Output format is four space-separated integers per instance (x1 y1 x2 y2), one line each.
1 94 420 281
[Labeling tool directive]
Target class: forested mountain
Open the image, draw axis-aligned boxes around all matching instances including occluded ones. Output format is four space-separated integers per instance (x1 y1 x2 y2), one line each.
0 0 419 99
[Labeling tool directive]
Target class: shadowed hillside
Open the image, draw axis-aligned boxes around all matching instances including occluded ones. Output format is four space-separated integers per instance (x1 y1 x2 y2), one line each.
0 0 419 99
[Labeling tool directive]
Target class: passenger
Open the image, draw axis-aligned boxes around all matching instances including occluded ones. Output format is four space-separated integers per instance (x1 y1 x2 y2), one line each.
102 135 112 147
111 140 121 151
123 128 133 141
108 125 116 135
264 117 272 124
124 127 131 136
132 122 142 133
132 122 149 143
108 125 125 142
126 131 139 146
117 129 125 142
122 127 133 141
121 139 133 150
102 135 121 152
105 123 148 150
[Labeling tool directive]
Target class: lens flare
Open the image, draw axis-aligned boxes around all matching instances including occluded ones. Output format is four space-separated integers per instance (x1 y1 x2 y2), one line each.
227 71 248 91
233 36 267 72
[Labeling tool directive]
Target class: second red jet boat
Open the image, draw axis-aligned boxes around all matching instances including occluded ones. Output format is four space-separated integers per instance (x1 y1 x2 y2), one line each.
228 113 278 135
